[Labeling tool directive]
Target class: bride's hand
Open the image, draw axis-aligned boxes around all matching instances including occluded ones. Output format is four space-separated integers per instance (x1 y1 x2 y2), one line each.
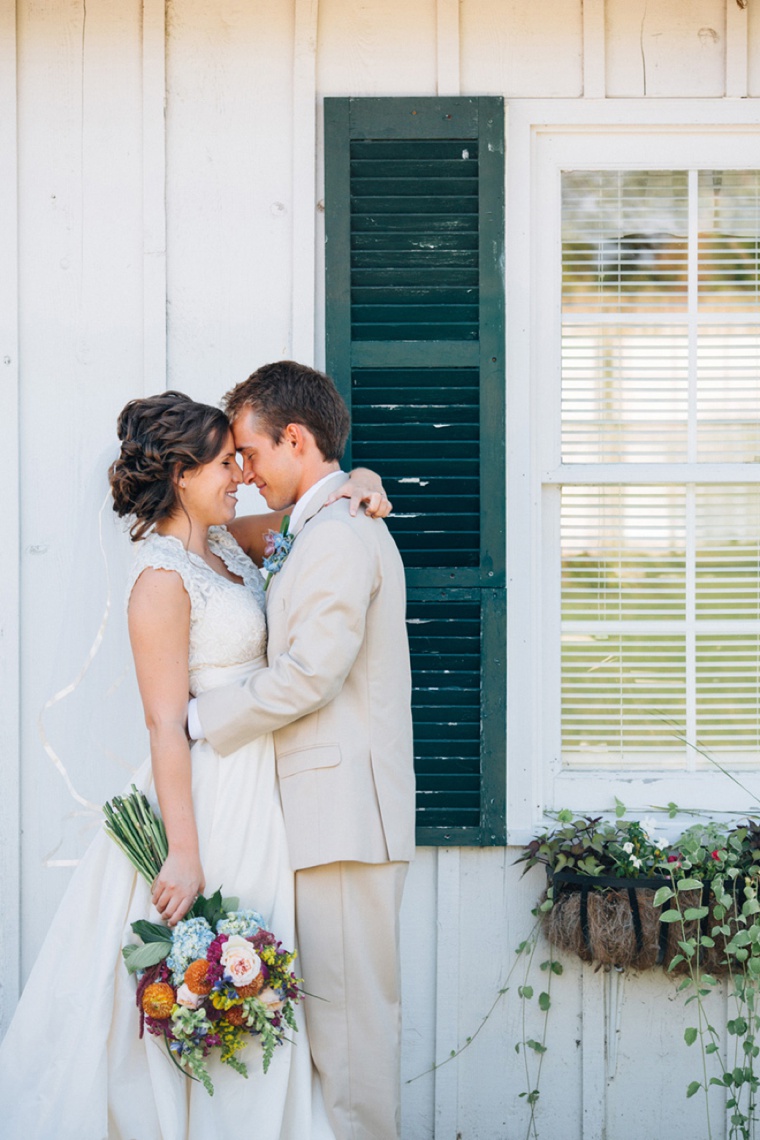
152 851 205 927
328 468 392 518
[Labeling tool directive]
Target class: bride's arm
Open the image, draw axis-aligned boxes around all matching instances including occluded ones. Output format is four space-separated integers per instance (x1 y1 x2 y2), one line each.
228 468 391 566
128 567 205 926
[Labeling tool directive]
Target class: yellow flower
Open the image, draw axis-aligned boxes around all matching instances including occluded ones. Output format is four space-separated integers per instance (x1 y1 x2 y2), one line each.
142 983 175 1019
210 989 242 1012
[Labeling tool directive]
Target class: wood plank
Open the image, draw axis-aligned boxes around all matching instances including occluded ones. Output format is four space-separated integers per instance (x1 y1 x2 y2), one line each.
142 0 167 391
350 97 479 140
726 0 749 98
324 98 353 461
0 0 20 1028
582 0 606 98
605 0 726 97
436 0 461 97
292 0 319 364
433 848 461 1136
164 0 295 394
351 341 479 368
580 964 607 1140
317 0 438 95
477 98 506 584
459 0 583 97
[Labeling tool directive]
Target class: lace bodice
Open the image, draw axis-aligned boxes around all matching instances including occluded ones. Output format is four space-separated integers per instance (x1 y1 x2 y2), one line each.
126 527 267 693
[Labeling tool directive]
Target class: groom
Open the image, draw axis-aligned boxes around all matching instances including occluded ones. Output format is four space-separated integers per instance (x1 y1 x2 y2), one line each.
192 360 416 1139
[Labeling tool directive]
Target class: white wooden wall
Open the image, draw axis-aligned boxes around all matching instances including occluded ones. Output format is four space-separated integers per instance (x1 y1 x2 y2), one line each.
1 2 757 1137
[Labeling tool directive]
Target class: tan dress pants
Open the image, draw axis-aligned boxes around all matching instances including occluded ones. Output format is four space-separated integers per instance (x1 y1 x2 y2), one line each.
295 861 409 1140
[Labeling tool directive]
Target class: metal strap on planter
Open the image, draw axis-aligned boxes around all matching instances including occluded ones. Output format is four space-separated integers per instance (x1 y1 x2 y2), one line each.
548 869 673 963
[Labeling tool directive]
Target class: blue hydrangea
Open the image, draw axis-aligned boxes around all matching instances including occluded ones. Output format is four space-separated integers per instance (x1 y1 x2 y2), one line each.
216 909 266 938
167 916 215 984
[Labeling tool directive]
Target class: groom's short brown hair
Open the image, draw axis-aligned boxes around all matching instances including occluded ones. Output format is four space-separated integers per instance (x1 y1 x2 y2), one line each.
223 360 350 462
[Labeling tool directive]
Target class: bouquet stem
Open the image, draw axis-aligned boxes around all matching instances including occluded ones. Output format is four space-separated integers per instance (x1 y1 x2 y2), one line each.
103 785 168 886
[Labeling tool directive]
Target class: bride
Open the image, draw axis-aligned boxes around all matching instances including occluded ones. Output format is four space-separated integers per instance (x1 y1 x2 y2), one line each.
0 390 389 1140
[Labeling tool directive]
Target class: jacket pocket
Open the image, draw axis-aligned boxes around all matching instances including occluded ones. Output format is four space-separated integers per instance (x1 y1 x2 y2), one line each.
277 743 342 778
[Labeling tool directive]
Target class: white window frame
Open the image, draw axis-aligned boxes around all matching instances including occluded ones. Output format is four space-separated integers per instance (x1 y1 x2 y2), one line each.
506 101 760 844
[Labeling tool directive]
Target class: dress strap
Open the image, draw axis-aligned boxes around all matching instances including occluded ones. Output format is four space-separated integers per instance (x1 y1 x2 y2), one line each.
209 526 266 606
125 533 207 612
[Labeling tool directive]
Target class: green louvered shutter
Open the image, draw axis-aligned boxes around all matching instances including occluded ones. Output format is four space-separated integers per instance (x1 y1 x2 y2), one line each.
325 97 506 845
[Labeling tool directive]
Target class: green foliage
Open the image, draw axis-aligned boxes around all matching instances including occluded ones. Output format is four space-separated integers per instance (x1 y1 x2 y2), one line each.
122 940 171 974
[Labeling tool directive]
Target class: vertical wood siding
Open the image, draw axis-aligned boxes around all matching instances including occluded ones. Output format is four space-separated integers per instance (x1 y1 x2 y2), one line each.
3 2 758 1137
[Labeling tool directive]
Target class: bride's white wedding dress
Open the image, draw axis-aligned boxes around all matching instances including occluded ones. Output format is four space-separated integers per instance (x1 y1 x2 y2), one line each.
0 527 334 1140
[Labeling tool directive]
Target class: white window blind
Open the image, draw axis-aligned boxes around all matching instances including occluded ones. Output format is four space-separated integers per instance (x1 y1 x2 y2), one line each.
559 170 760 772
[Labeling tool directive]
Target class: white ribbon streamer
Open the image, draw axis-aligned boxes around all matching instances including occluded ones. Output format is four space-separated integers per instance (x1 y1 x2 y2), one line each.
37 491 113 817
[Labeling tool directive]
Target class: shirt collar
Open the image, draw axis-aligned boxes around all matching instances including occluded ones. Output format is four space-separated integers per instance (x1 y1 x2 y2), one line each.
288 470 345 534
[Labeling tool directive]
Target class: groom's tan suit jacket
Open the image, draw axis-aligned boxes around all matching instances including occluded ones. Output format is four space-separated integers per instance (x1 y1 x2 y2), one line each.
195 471 416 871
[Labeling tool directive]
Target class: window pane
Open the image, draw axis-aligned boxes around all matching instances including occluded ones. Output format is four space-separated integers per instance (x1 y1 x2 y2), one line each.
561 633 686 766
562 486 686 622
562 171 688 313
561 484 760 769
695 485 760 619
698 171 760 311
561 169 760 464
562 325 689 462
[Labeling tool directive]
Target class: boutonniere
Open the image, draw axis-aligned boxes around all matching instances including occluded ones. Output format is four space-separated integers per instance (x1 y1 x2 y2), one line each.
263 515 294 589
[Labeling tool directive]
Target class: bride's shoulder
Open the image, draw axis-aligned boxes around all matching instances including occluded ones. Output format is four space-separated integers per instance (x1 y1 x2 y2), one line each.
130 531 187 573
125 532 198 609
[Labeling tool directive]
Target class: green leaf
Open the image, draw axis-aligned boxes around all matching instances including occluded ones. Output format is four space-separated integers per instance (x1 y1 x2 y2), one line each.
683 907 709 921
518 985 534 1000
614 797 626 819
538 992 551 1012
653 886 674 908
130 919 172 945
550 961 564 976
684 1027 698 1046
686 1081 701 1098
659 910 683 924
122 940 171 975
526 1039 547 1054
677 878 703 892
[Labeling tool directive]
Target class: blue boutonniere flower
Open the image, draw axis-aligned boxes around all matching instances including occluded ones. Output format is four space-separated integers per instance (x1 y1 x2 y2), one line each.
263 515 293 589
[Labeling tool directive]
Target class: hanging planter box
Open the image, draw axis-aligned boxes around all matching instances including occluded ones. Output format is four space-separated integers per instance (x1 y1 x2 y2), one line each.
543 869 709 972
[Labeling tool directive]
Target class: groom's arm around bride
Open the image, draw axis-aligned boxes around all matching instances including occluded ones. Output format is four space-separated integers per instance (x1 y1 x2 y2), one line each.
195 360 416 1140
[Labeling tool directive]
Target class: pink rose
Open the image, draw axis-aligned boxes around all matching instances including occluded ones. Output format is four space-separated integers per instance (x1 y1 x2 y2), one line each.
258 986 285 1011
176 982 203 1009
220 935 262 987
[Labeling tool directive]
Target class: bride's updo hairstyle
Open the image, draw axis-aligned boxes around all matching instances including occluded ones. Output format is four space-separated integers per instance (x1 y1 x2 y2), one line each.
109 390 230 541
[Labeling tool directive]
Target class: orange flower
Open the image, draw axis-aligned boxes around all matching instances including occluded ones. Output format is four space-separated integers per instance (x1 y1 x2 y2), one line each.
236 973 264 998
225 1006 245 1026
184 958 212 995
142 982 175 1019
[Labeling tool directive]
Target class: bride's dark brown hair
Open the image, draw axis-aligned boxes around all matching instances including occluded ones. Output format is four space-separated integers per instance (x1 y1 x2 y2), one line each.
109 391 231 541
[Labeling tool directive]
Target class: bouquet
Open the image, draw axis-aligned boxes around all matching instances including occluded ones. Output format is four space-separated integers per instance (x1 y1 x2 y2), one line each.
104 786 302 1094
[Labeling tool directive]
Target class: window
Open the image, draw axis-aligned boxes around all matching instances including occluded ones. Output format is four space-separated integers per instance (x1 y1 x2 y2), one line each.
507 108 760 836
324 97 506 845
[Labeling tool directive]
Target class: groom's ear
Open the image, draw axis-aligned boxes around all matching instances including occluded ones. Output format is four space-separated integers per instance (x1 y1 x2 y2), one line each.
283 422 311 454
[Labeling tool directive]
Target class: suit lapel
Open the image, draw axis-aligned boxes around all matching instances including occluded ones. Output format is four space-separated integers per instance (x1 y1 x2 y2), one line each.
266 471 348 606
